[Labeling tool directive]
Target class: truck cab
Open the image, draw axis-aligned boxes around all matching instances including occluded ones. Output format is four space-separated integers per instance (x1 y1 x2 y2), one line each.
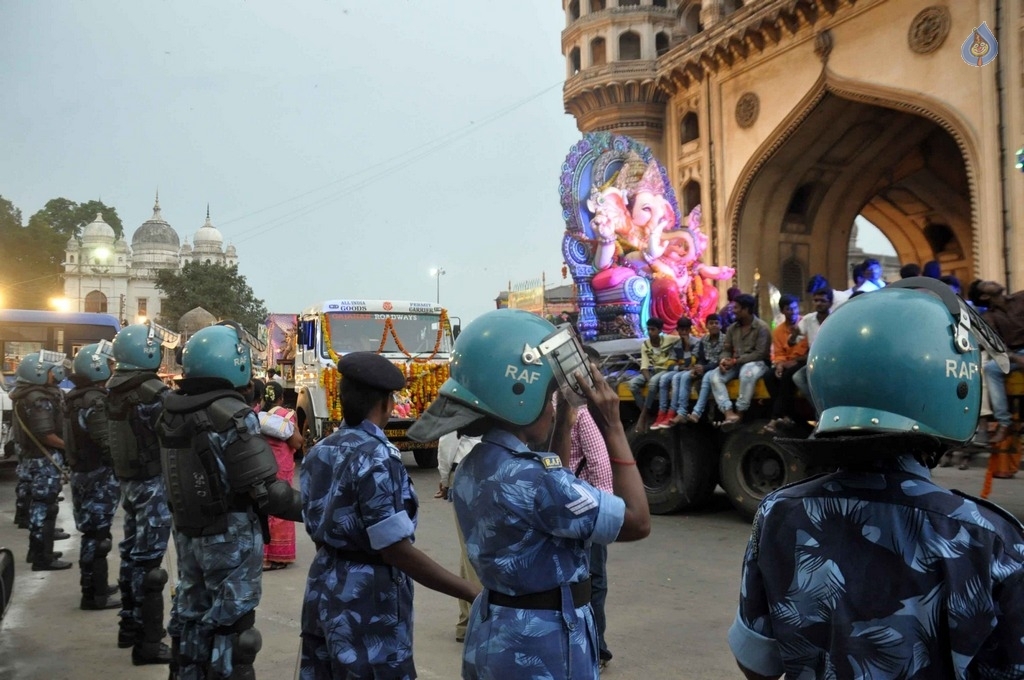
288 299 455 468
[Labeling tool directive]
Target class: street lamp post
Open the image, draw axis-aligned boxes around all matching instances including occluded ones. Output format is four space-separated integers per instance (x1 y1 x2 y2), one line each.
430 267 446 304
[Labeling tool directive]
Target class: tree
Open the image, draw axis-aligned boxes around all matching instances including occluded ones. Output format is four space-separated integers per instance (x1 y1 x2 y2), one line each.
0 195 64 309
155 261 268 333
0 195 124 309
37 197 124 240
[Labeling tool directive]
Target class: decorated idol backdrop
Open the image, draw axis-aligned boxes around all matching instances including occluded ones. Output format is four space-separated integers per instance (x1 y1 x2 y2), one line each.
560 132 735 341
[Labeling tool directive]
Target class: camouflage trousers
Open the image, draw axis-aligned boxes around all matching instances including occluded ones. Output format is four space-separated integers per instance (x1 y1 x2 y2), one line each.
14 459 32 518
24 454 64 544
70 466 120 562
172 512 264 679
118 476 172 627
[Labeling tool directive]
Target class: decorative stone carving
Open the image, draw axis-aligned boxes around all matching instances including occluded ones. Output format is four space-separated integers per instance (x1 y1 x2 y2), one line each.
735 92 759 129
814 29 834 63
908 6 951 55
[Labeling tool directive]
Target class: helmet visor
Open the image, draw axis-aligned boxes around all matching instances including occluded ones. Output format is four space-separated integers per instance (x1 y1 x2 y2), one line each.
38 350 66 365
216 321 267 354
538 324 593 409
94 339 115 362
147 321 181 349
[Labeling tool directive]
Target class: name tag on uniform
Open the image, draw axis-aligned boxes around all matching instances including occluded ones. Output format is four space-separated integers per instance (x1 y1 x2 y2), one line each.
540 455 562 470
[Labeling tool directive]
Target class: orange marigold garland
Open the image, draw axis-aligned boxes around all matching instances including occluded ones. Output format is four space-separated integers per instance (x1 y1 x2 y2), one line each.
319 310 452 422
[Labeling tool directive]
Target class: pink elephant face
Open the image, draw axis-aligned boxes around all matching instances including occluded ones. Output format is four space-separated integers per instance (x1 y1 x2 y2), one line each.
630 190 674 234
663 230 699 266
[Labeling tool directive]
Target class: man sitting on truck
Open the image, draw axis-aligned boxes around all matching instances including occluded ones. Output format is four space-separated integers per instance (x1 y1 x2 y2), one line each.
705 294 770 428
627 318 680 433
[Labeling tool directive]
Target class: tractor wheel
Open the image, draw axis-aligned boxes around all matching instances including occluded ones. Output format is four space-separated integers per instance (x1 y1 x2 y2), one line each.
633 426 717 514
718 420 808 519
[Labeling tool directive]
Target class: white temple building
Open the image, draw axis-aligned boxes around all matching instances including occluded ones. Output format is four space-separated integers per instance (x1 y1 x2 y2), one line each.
62 193 238 322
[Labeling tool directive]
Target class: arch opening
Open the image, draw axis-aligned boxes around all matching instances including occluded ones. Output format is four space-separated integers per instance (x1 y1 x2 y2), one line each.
732 91 973 302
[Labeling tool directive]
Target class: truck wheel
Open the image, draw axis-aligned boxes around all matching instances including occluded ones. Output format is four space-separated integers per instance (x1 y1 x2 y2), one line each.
413 448 439 469
633 427 717 514
718 421 807 519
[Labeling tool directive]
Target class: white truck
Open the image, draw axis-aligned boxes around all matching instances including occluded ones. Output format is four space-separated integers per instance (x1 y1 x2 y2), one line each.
270 299 457 468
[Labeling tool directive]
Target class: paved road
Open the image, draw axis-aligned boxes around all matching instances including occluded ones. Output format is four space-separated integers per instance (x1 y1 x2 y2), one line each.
0 453 1022 679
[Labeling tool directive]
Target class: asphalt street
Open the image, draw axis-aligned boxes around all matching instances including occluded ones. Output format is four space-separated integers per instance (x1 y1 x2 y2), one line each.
0 452 1022 680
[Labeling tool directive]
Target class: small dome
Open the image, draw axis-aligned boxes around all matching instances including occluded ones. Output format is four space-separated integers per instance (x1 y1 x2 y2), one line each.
132 194 180 250
194 207 223 248
66 236 80 250
178 306 217 334
114 238 130 252
180 238 193 254
82 213 116 242
225 244 237 256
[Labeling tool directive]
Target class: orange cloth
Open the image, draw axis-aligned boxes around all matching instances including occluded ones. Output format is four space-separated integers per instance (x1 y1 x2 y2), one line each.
771 322 808 364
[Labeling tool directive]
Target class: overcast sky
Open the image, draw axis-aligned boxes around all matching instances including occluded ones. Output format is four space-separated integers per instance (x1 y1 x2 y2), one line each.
1 1 581 325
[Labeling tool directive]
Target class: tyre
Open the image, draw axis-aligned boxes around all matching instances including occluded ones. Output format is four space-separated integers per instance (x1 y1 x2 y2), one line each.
632 427 717 514
413 448 439 469
718 420 808 518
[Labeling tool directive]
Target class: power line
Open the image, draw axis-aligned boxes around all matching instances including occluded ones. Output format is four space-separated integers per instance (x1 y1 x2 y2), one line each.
223 80 564 244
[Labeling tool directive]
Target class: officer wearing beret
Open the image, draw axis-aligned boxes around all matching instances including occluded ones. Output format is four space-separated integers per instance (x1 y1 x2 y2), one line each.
299 352 479 679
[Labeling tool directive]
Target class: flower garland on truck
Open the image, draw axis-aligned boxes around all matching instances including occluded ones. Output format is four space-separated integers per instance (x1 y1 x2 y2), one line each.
318 309 452 423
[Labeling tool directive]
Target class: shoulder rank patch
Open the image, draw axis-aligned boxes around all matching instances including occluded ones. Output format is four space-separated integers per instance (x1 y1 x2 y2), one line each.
541 455 562 470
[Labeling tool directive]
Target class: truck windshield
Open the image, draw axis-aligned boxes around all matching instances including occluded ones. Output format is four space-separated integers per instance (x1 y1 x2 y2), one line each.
324 313 449 356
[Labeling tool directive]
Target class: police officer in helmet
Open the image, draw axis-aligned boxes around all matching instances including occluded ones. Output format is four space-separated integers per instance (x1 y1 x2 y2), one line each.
107 321 178 664
300 351 478 679
65 341 121 609
728 278 1024 678
11 350 73 571
408 308 651 679
160 321 302 680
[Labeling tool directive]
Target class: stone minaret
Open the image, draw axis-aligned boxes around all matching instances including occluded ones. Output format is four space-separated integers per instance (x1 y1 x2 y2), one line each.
561 0 678 160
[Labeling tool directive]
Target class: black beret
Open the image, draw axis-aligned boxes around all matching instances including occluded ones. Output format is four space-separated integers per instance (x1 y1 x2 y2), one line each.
337 352 406 391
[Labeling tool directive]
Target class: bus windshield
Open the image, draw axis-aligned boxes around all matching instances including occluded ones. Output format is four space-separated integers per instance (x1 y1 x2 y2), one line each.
324 312 450 357
0 310 121 385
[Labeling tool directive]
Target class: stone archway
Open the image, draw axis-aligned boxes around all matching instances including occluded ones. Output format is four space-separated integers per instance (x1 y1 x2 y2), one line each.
728 76 979 299
84 290 108 313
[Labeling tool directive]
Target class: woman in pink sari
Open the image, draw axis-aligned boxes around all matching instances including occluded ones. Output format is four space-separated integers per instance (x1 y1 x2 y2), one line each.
260 381 304 570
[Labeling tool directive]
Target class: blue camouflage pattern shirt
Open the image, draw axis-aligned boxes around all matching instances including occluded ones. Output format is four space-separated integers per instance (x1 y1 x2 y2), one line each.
299 420 419 679
452 428 625 679
729 455 1024 679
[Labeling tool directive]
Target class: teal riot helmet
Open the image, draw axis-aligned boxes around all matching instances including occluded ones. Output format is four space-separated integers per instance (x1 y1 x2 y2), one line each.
808 277 1008 444
181 321 265 388
112 321 180 371
71 340 114 382
15 350 68 385
440 309 559 426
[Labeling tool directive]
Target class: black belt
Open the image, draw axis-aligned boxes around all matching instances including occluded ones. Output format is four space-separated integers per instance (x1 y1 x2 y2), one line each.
317 543 387 566
488 579 591 611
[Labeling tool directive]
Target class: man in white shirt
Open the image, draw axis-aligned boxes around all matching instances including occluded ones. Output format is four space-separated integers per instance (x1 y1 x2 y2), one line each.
792 289 833 399
437 431 483 642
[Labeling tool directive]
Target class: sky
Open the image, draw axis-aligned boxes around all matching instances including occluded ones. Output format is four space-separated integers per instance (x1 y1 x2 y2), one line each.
1 1 581 326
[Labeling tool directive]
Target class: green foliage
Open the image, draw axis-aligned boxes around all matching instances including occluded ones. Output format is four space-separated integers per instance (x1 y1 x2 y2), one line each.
155 261 268 334
0 195 123 309
38 198 123 240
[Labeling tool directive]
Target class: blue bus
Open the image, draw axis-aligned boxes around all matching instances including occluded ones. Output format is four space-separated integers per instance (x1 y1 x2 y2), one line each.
0 309 121 382
0 310 121 460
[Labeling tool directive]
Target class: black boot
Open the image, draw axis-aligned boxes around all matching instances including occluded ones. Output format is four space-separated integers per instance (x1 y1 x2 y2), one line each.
13 498 28 528
54 527 71 541
25 546 62 563
228 628 262 680
31 521 72 571
118 618 140 649
82 552 119 610
132 566 171 665
117 564 137 648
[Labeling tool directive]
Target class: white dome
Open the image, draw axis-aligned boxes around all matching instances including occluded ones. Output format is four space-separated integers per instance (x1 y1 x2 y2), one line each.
66 236 80 250
193 207 224 253
82 213 115 243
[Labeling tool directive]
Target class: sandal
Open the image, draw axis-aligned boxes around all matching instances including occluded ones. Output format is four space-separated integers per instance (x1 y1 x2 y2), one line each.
760 420 779 435
264 562 288 571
